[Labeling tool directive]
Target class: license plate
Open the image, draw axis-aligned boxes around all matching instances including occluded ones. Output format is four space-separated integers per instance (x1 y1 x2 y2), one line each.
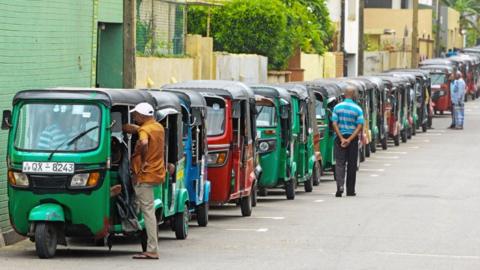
22 162 75 174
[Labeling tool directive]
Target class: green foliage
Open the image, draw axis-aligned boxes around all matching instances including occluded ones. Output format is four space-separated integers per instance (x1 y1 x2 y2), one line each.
187 0 334 70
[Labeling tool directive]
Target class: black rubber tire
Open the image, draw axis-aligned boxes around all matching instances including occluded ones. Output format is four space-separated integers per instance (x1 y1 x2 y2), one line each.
365 143 371 158
359 146 366 162
196 202 209 227
174 206 189 240
240 193 253 217
285 179 296 200
412 126 416 136
312 162 321 186
251 182 258 207
422 123 427 132
381 136 388 150
394 133 400 146
304 174 313 193
407 128 412 139
140 229 147 252
370 138 377 153
401 130 407 143
440 110 444 115
35 222 58 259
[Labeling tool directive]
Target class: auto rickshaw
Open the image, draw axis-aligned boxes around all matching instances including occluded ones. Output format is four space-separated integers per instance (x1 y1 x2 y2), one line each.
280 83 318 196
450 54 480 100
420 65 455 115
3 88 190 258
159 89 211 227
163 81 259 216
305 80 344 174
251 85 307 199
378 77 403 146
389 69 432 132
357 76 389 150
386 73 417 139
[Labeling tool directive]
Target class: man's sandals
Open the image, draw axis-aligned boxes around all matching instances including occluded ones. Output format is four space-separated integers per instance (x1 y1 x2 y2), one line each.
132 253 159 260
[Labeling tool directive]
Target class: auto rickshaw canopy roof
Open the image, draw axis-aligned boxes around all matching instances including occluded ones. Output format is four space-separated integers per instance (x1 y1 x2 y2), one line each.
279 83 311 100
146 90 183 112
356 76 386 92
250 85 292 103
163 80 255 100
305 80 344 98
420 58 458 67
160 88 207 108
419 65 455 74
13 88 155 107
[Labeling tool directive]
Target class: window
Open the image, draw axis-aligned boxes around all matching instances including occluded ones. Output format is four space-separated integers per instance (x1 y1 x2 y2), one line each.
205 98 226 137
315 99 326 119
256 105 277 127
15 104 101 152
430 73 446 85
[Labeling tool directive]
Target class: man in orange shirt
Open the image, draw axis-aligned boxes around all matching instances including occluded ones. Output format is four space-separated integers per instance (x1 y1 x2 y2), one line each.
123 102 165 260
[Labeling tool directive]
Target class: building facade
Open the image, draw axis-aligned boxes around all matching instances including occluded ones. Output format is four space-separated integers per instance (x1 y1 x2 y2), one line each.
0 0 124 244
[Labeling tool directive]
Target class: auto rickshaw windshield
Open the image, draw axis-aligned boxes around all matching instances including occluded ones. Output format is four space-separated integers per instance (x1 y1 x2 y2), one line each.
14 103 101 152
205 97 226 136
256 103 277 128
430 73 446 86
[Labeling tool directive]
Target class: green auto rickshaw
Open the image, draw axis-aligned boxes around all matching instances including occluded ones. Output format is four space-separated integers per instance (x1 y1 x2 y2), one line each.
305 80 344 175
3 88 190 258
251 85 297 199
280 84 319 197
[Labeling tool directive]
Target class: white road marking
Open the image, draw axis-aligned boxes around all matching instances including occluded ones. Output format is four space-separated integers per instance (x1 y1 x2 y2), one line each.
408 146 420 149
384 163 392 167
370 174 379 177
424 133 443 136
360 168 385 172
226 228 269 232
252 216 285 220
380 151 407 154
423 139 430 142
371 156 399 159
314 200 324 203
376 251 480 260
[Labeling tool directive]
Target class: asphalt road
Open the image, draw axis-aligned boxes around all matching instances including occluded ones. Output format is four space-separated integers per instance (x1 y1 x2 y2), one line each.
1 100 480 270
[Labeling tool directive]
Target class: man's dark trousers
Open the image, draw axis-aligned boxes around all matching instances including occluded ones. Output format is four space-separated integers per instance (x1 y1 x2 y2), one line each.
334 136 359 194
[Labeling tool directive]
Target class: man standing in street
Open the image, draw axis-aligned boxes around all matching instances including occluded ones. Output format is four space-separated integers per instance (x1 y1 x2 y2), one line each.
332 87 364 197
123 102 165 260
452 71 466 129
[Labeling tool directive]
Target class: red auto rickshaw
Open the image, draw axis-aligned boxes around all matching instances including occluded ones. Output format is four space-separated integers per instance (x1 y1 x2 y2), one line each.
450 54 480 100
420 65 455 115
164 80 259 217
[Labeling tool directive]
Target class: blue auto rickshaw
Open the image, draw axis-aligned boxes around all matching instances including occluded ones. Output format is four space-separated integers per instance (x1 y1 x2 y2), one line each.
161 88 211 226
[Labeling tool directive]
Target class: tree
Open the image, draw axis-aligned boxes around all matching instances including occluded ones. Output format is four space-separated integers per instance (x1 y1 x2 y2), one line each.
187 0 334 69
441 0 480 45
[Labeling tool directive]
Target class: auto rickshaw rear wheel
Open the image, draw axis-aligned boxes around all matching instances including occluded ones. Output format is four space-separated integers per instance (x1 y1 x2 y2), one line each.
258 188 268 197
381 137 388 150
196 203 209 227
285 179 296 200
407 128 412 139
304 174 313 193
240 193 253 217
251 181 258 207
359 146 366 162
401 130 407 143
174 205 189 240
365 143 371 158
422 123 427 133
312 162 321 186
35 222 58 259
370 138 377 153
394 133 400 146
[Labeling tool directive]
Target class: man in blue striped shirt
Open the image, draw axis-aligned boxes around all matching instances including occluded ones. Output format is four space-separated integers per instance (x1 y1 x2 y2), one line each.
332 86 364 197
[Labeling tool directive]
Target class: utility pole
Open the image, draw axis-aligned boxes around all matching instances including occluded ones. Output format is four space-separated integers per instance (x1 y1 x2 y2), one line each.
358 0 364 76
411 0 419 68
341 0 347 77
435 0 441 56
124 0 136 88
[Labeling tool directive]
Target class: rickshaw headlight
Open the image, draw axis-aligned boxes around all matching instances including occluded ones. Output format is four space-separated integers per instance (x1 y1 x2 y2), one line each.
8 171 29 186
71 174 89 187
259 142 269 152
258 140 276 154
207 152 227 166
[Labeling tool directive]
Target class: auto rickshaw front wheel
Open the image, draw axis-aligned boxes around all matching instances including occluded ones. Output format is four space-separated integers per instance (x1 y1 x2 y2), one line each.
251 181 258 207
394 133 400 146
196 202 209 227
401 130 407 143
381 137 388 150
304 174 313 193
35 222 59 259
365 143 371 158
285 179 296 200
174 205 189 240
422 123 428 133
312 162 321 186
240 192 253 217
370 138 377 153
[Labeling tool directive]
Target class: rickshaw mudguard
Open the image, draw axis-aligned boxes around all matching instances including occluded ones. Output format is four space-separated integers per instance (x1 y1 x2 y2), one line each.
203 180 211 203
28 203 65 222
174 188 189 213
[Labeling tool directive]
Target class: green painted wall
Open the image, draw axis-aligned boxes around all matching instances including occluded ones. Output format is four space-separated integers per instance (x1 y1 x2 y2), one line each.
0 0 123 234
99 0 123 23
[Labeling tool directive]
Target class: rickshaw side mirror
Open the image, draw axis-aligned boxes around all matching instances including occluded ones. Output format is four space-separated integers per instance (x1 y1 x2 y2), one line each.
1 110 12 130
